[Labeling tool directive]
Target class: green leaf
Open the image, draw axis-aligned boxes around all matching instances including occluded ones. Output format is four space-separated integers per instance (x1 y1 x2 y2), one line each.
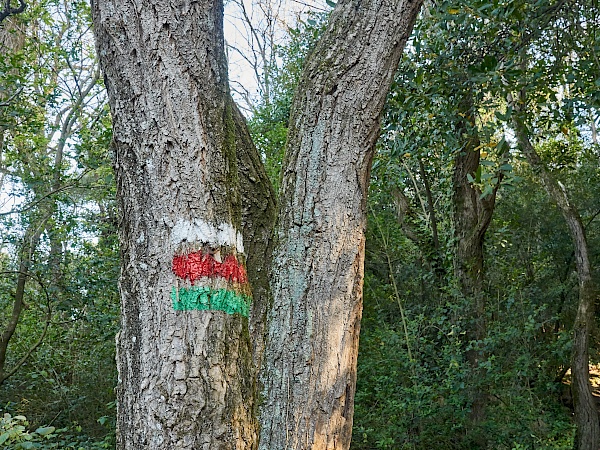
0 433 9 445
494 107 513 121
480 185 494 199
326 0 337 7
475 165 482 183
481 54 498 72
35 426 55 436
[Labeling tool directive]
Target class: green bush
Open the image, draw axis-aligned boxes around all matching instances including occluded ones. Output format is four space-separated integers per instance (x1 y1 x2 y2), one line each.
0 413 114 449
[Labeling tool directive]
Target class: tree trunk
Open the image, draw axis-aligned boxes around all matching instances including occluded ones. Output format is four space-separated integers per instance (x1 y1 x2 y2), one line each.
451 94 501 435
92 0 423 448
92 2 258 448
0 223 44 383
513 114 600 450
0 10 31 385
258 1 422 448
231 100 277 372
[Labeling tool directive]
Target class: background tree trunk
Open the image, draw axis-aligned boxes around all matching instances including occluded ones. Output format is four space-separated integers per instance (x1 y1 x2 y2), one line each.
258 0 422 448
513 113 600 450
92 2 257 448
0 222 45 383
452 94 500 432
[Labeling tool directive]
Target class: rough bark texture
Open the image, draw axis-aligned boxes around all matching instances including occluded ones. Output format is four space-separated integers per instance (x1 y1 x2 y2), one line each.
513 116 600 450
258 0 422 448
92 2 257 448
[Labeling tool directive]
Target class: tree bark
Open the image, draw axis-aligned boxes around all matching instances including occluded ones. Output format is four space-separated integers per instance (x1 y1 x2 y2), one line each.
231 99 277 372
513 114 600 450
93 0 423 448
258 0 422 448
92 2 258 448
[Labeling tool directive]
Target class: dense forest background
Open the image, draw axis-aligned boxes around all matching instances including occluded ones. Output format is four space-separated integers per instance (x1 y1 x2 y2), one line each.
0 0 599 448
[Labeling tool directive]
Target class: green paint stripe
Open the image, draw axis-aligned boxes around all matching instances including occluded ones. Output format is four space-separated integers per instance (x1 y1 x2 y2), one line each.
171 286 251 317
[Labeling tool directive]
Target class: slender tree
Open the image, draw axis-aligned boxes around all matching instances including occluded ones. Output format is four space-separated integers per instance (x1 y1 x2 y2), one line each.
512 100 600 450
0 1 106 385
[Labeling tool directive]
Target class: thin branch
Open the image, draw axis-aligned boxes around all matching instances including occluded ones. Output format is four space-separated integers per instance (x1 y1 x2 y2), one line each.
0 270 53 385
402 160 428 219
0 270 52 385
0 85 24 107
368 204 416 375
290 0 329 12
0 0 26 25
0 169 93 216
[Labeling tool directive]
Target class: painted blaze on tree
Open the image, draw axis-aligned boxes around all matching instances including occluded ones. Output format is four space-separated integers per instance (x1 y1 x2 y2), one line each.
170 219 251 316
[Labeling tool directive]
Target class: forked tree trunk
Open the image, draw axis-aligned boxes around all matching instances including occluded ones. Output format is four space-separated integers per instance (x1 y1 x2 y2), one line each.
92 2 258 447
92 0 422 448
513 113 599 450
258 0 422 448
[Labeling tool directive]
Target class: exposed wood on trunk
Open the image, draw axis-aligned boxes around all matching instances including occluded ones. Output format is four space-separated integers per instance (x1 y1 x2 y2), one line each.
258 0 423 448
512 110 599 450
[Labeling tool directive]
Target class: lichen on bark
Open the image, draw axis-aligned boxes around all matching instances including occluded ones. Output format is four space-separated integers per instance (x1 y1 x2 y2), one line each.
258 1 423 448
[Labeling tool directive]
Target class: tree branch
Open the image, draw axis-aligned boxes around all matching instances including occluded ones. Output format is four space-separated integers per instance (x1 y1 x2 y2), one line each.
0 0 26 25
0 270 53 385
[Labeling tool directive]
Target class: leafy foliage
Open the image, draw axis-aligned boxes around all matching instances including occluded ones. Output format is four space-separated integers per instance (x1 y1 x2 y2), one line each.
0 413 113 449
0 0 118 444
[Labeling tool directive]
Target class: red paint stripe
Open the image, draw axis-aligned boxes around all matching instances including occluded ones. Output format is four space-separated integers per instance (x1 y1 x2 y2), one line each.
172 250 248 284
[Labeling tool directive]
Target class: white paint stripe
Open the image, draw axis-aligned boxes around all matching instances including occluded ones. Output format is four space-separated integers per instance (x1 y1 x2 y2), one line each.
171 218 245 254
